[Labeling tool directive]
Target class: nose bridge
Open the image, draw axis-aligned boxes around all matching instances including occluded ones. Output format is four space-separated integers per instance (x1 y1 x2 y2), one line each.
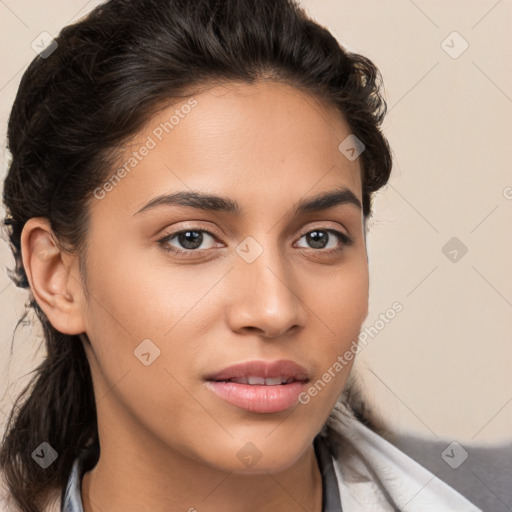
227 235 307 337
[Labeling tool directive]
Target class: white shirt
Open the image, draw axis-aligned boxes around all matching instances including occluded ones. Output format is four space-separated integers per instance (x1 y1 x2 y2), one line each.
323 400 482 511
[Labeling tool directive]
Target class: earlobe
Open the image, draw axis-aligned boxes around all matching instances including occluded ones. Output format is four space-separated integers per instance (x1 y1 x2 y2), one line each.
20 217 86 335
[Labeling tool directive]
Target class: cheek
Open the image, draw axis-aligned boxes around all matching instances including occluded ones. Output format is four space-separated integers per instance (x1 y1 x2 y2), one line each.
304 260 368 392
84 238 218 339
81 255 212 447
313 259 369 339
81 241 220 396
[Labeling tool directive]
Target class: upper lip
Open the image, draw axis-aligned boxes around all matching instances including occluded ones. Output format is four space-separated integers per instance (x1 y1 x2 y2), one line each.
205 359 310 382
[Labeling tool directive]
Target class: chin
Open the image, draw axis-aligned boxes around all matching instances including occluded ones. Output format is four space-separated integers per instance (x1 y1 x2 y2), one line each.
197 435 313 475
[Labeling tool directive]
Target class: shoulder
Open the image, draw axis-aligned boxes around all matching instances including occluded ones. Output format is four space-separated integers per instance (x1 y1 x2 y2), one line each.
323 401 483 512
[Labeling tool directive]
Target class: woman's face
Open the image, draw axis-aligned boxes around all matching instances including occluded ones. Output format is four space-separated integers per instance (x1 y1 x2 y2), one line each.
78 80 369 472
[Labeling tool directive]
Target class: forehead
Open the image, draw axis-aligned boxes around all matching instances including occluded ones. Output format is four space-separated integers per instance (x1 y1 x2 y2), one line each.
89 80 363 220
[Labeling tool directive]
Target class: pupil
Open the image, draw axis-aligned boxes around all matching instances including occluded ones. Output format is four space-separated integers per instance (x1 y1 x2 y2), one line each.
307 230 327 249
179 230 203 249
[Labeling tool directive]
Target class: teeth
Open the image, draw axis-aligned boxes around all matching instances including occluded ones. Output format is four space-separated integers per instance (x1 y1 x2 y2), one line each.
229 377 248 384
248 376 265 385
264 377 286 386
229 376 292 385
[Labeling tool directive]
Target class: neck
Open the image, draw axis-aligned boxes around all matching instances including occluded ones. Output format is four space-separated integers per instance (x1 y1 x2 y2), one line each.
81 440 323 512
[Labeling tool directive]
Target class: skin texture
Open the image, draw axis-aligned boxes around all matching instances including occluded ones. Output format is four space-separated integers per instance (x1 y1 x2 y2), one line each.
21 80 369 512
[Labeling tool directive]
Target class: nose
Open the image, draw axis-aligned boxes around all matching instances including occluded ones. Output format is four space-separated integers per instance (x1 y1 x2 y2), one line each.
225 243 308 338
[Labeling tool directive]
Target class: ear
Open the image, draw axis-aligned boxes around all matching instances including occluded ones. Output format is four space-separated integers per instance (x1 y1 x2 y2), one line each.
20 217 87 335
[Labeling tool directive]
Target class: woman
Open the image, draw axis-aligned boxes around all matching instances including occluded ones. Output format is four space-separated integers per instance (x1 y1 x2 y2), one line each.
0 0 481 510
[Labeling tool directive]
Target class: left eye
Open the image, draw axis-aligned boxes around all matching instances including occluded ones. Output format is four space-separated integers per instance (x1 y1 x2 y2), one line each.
295 229 350 250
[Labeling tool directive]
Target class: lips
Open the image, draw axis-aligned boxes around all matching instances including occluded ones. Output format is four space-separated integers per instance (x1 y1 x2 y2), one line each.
204 360 311 413
205 359 310 384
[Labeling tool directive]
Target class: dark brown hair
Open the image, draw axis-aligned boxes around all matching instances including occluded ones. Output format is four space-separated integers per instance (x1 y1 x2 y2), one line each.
0 0 392 509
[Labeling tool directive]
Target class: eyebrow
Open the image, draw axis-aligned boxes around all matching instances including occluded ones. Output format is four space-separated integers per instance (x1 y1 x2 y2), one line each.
132 186 362 218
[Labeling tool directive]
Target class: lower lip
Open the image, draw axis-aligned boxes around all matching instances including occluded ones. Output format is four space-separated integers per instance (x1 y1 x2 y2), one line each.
205 380 308 413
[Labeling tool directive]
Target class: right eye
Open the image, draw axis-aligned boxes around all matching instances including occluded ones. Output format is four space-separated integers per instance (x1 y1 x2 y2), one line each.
157 228 222 255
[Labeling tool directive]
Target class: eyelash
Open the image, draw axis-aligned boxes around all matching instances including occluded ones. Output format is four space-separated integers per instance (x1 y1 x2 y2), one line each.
156 226 353 257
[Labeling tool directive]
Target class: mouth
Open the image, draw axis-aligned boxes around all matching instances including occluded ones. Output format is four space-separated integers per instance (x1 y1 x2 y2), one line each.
205 359 310 383
212 376 307 385
204 359 310 413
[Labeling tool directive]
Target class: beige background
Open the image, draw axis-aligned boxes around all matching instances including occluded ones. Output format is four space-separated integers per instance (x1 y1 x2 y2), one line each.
0 0 511 446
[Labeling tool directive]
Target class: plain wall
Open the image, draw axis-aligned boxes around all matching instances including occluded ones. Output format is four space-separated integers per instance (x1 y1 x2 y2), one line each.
1 0 510 446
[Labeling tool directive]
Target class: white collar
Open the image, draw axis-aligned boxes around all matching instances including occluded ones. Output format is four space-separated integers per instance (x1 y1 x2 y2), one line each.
325 401 482 511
